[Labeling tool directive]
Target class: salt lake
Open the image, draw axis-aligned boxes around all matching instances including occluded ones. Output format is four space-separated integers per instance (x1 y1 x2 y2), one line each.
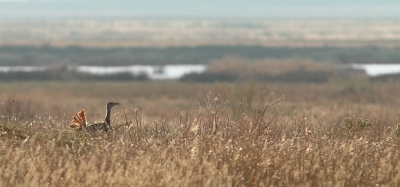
347 64 400 77
1 64 400 79
0 65 207 80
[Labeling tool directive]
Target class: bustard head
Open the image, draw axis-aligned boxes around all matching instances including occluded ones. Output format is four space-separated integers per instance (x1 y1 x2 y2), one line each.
106 102 119 109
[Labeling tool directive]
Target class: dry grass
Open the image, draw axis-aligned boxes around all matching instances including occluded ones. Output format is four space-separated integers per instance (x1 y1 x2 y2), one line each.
1 81 400 186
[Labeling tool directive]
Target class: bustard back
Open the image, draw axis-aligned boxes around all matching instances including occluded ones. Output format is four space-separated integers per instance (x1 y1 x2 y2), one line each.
70 102 119 135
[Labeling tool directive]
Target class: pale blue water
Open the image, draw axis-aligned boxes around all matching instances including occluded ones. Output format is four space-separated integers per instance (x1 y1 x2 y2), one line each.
349 64 400 77
1 64 400 79
76 65 206 79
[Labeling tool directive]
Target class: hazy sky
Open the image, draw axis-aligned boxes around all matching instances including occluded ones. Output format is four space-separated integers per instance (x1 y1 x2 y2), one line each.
0 0 399 19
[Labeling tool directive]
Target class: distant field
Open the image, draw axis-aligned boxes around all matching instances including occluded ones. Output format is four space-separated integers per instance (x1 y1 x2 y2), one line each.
0 19 399 47
0 80 397 118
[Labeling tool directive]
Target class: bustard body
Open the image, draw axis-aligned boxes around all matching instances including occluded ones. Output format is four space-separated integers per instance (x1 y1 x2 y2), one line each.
70 102 119 135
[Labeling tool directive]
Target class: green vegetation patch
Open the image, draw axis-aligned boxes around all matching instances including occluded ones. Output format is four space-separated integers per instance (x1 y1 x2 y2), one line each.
0 122 27 140
341 117 374 136
34 128 94 154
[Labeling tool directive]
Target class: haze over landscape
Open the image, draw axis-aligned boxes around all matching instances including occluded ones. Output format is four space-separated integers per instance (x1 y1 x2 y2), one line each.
0 0 399 19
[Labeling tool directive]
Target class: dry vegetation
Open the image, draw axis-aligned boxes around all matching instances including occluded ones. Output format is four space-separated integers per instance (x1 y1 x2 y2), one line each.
1 80 400 186
180 57 356 83
1 17 399 186
207 57 337 75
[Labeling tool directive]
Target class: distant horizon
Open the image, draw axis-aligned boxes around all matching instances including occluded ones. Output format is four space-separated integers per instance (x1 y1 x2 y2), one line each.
0 0 399 19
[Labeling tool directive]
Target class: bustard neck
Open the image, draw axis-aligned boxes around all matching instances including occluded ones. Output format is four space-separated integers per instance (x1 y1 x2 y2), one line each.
104 105 112 125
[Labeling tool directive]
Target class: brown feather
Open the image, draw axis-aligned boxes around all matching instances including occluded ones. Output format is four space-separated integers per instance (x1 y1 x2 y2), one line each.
76 109 86 126
70 109 87 128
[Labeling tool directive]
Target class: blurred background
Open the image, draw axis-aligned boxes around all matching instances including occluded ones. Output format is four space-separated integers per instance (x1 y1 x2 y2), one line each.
0 0 399 82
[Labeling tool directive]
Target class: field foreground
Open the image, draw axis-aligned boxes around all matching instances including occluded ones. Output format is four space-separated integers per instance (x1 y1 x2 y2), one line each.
1 81 400 186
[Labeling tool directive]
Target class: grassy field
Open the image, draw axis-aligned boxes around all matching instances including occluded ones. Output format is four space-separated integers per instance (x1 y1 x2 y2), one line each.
1 18 400 186
1 80 400 186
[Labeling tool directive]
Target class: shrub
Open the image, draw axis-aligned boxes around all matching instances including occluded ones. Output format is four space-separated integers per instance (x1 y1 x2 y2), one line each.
341 117 374 136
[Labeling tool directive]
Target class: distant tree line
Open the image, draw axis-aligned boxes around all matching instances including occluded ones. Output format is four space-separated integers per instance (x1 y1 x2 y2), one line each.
0 66 148 81
180 71 333 83
0 45 399 66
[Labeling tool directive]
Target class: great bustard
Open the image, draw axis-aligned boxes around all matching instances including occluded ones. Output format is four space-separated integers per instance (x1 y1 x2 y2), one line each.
70 102 119 135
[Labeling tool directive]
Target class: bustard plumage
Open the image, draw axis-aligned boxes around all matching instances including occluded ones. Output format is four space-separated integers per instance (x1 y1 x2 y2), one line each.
70 102 119 135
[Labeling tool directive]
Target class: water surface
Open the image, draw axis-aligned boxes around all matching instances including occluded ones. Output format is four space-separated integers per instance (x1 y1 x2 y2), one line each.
349 64 400 77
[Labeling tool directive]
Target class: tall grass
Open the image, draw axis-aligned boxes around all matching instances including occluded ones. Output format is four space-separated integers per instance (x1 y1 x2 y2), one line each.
1 81 400 186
